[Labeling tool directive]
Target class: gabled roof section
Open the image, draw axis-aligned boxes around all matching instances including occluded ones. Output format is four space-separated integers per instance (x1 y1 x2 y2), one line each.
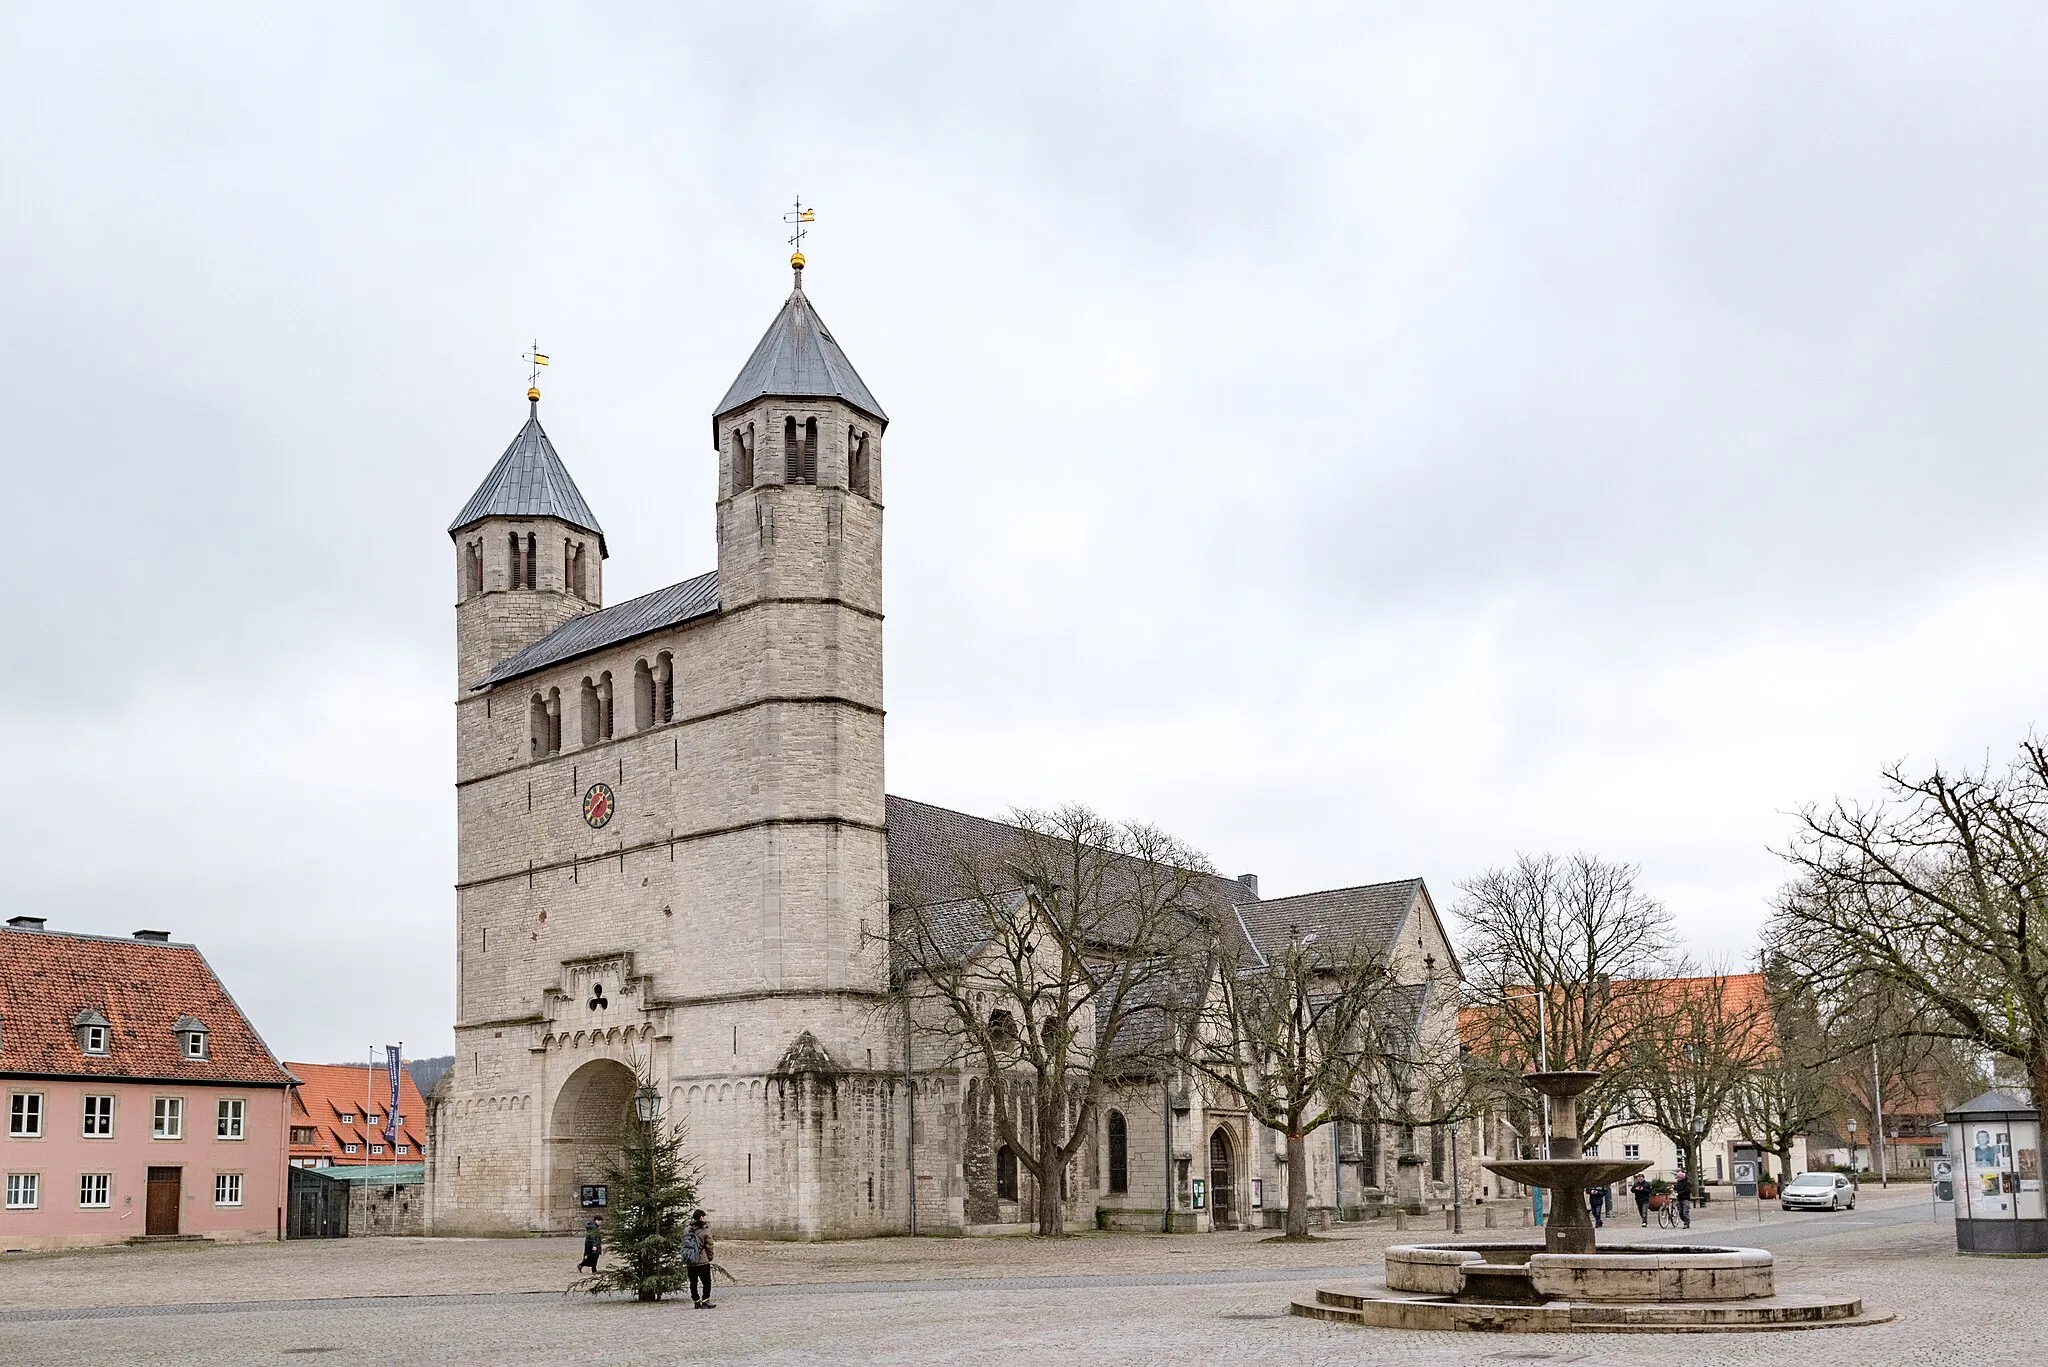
286 1061 428 1159
449 406 606 551
1236 880 1423 964
713 272 887 438
474 570 720 690
0 927 291 1086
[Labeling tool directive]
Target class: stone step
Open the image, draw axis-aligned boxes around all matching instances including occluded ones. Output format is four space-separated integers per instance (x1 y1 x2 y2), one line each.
1291 1289 1890 1334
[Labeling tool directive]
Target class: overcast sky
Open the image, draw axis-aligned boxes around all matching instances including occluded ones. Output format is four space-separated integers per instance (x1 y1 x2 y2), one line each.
3 4 2044 1062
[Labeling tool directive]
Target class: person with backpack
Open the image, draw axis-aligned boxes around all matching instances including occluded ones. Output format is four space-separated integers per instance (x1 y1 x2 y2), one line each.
683 1209 716 1308
1673 1172 1694 1230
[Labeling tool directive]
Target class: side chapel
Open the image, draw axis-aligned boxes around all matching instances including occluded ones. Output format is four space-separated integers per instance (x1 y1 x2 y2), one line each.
425 254 1470 1237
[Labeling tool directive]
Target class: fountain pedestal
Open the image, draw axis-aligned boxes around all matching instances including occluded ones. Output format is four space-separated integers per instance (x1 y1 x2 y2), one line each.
1481 1070 1648 1255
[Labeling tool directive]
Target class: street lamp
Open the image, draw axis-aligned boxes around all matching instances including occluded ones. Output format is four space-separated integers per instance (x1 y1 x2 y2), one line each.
634 1084 660 1125
1846 1117 1858 1174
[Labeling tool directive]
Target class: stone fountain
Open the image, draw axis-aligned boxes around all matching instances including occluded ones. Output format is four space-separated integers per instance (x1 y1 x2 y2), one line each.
1289 1067 1883 1333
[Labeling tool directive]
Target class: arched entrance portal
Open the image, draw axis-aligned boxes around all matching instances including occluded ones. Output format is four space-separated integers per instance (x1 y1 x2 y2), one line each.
548 1059 636 1231
1209 1128 1237 1230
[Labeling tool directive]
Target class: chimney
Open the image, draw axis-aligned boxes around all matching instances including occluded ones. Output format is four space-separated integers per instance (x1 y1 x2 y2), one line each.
5 916 47 931
132 930 171 943
1236 874 1259 900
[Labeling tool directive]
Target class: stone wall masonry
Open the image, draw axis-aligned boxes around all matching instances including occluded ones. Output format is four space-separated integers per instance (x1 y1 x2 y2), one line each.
454 516 604 688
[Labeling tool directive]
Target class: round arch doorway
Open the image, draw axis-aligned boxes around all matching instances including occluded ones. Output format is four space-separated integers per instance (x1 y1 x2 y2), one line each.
1208 1127 1238 1230
548 1058 637 1231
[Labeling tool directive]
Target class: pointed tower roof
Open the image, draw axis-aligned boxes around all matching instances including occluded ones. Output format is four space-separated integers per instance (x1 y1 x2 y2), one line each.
713 263 887 440
449 401 606 553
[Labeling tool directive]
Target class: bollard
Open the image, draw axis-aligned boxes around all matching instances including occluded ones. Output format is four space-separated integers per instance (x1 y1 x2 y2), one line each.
1394 1210 1407 1232
1484 1208 1498 1229
1445 1210 1455 1230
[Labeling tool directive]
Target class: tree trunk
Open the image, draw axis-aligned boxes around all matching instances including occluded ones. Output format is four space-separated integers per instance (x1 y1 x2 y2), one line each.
2029 1051 2048 1135
1777 1142 1793 1183
1285 1130 1309 1238
1035 1095 1063 1237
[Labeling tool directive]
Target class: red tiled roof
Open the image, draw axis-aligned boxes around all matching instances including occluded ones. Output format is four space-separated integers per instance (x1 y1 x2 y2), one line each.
0 927 290 1086
286 1061 427 1161
1460 972 1777 1057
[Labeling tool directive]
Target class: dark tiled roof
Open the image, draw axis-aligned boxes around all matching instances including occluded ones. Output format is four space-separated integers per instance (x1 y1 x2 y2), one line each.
449 407 606 549
475 571 720 690
1237 880 1422 963
713 274 887 438
0 928 291 1086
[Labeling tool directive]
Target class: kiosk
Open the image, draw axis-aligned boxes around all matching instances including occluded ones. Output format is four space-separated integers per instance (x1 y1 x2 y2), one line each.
1946 1090 2044 1256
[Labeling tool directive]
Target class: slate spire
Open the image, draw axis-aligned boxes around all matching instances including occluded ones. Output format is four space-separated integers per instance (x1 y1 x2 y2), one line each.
713 259 887 441
448 399 606 554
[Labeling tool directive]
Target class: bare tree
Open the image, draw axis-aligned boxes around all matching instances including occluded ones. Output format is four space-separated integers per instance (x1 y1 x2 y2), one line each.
887 805 1213 1236
1729 964 1834 1183
1455 853 1682 1140
1624 971 1772 1183
1179 926 1455 1238
1767 740 2048 1114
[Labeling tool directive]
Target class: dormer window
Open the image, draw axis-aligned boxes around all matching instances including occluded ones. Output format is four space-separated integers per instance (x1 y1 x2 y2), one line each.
173 1015 209 1060
72 1009 111 1056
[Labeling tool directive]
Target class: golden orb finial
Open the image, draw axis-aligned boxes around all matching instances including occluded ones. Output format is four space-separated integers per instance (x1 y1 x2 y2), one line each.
790 250 806 270
527 386 541 402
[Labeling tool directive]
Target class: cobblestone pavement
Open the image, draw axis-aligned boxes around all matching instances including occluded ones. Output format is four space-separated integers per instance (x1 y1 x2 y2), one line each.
3 1187 2032 1365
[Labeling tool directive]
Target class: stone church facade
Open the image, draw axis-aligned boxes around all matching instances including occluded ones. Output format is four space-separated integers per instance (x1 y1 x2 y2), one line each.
425 260 1470 1238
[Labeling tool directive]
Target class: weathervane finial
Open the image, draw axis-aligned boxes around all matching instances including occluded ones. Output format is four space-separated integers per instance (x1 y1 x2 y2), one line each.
522 341 549 409
783 197 815 276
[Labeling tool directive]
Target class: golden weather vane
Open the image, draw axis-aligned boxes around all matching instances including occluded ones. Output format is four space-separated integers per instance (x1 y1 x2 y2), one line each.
522 340 549 401
783 197 815 267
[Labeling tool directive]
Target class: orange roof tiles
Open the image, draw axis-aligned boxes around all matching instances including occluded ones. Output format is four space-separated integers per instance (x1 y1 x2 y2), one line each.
286 1061 428 1162
0 926 290 1086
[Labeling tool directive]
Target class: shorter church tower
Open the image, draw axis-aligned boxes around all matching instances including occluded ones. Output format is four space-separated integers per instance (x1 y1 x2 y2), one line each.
448 386 607 690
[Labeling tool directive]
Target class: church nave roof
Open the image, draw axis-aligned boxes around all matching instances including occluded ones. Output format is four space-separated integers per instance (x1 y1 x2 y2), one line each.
474 569 720 689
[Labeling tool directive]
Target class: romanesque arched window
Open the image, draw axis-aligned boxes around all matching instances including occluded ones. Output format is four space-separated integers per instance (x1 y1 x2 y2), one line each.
546 687 562 754
848 428 871 497
656 652 674 724
529 693 550 758
633 660 653 731
569 541 587 600
801 417 818 485
1106 1110 1128 1194
579 678 601 747
597 671 614 741
783 415 799 483
508 532 521 588
466 540 484 596
733 424 754 493
996 1145 1018 1202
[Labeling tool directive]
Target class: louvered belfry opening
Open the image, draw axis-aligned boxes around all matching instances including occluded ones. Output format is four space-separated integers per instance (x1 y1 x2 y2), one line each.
801 417 818 484
848 427 870 497
783 415 799 482
733 424 754 492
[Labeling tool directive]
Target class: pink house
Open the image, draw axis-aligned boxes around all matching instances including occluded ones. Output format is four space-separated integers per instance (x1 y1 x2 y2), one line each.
0 918 292 1249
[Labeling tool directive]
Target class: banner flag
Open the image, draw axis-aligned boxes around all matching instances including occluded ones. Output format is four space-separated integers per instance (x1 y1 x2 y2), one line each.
386 1045 402 1144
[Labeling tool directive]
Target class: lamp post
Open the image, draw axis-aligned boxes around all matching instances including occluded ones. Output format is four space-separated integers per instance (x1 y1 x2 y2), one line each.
1847 1117 1858 1175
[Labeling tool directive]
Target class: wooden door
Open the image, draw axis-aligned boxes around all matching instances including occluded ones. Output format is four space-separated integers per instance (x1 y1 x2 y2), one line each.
146 1167 181 1235
1208 1130 1235 1228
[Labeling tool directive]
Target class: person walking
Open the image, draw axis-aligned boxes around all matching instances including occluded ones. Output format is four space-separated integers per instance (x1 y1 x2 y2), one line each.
684 1209 716 1308
577 1218 603 1274
1673 1172 1694 1230
1632 1175 1652 1227
1587 1185 1605 1228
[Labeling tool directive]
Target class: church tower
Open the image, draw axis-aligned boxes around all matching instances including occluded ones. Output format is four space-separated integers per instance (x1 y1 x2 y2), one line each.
431 254 901 1240
448 387 607 689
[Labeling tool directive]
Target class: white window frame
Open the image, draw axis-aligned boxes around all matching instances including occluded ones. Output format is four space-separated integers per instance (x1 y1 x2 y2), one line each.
80 1024 108 1055
213 1172 243 1207
1623 1143 1641 1159
8 1093 43 1138
369 1144 384 1155
216 1098 245 1140
5 1173 39 1209
343 1143 358 1155
153 1096 184 1140
184 1032 207 1059
396 1144 409 1155
78 1173 110 1208
82 1094 114 1139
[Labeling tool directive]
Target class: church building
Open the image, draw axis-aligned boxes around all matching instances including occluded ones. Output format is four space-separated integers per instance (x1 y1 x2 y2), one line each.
425 255 1466 1238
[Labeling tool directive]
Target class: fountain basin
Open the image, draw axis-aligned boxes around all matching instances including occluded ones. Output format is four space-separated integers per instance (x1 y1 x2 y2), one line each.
1386 1243 1775 1301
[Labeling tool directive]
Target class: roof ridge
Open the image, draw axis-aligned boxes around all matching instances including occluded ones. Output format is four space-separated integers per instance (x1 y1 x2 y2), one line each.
1251 877 1423 904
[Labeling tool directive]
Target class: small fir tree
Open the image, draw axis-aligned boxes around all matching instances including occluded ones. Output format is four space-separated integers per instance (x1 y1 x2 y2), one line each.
575 1082 702 1302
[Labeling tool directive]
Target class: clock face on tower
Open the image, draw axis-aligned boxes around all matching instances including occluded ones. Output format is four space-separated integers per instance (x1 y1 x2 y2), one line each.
582 783 615 829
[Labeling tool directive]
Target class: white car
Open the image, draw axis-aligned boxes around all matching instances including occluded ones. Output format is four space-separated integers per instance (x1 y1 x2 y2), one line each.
1780 1172 1857 1212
